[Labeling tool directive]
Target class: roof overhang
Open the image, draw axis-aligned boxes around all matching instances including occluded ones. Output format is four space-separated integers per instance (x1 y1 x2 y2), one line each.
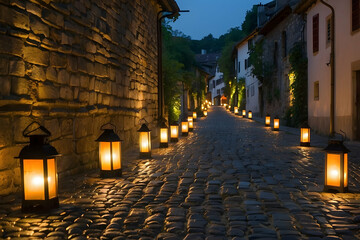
259 5 292 35
294 0 317 13
232 28 259 59
158 0 180 13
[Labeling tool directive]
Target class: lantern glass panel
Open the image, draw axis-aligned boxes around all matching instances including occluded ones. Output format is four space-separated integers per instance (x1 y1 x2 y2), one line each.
248 112 252 119
301 128 310 143
170 125 178 138
326 153 342 187
193 112 197 119
242 110 246 116
99 142 121 170
47 158 57 199
274 119 279 129
23 159 45 200
182 122 188 133
204 111 207 116
265 116 270 125
344 153 348 187
139 132 151 153
188 121 193 129
234 107 238 114
160 128 168 143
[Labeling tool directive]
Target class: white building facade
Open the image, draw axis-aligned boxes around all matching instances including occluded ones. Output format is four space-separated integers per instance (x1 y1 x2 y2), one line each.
234 31 261 115
298 0 360 140
209 65 225 105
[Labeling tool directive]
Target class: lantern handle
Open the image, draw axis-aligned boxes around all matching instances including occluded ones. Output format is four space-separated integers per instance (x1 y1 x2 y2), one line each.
340 130 347 141
139 119 148 125
100 123 117 131
23 121 51 137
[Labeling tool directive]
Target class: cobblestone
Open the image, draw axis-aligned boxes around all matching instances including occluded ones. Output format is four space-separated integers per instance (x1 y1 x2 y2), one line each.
1 106 360 239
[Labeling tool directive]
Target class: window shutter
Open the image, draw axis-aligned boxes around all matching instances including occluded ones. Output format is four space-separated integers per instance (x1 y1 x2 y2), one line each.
313 14 319 53
353 0 360 31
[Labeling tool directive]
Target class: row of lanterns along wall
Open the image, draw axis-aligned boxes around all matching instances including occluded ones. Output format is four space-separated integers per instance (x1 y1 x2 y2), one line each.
225 105 351 193
15 106 211 211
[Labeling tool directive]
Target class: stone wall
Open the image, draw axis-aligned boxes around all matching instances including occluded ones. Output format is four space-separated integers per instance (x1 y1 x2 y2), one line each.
261 12 305 118
0 0 161 195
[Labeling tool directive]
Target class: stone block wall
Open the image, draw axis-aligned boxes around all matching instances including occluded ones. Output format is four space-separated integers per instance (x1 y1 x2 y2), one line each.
261 12 305 118
0 0 161 195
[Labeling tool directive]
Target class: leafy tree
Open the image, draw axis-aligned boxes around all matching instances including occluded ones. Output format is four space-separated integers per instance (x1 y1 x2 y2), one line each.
242 5 258 35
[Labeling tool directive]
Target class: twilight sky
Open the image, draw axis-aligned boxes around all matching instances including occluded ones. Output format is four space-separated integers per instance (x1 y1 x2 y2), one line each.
170 0 273 40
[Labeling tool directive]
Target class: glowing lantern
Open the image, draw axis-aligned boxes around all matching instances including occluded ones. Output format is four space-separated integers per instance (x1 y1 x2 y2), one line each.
170 122 179 142
324 139 350 192
188 116 194 132
138 123 151 158
248 111 252 119
273 116 280 131
234 107 239 114
300 123 310 146
265 114 271 126
224 104 227 108
193 111 197 121
228 105 231 111
159 121 169 148
17 122 60 211
203 109 208 117
181 117 189 136
95 123 122 178
242 110 246 117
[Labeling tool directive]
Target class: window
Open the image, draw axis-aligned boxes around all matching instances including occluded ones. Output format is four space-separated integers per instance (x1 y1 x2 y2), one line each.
251 85 255 96
247 88 249 98
353 0 360 31
314 81 319 100
282 31 287 57
217 89 220 95
245 59 248 69
213 80 215 89
273 41 278 65
326 16 332 47
313 14 319 53
248 39 253 50
238 61 241 73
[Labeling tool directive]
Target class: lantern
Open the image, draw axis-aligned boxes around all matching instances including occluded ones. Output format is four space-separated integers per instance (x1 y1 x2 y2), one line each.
224 104 227 108
95 123 122 178
228 105 231 111
181 117 189 136
273 116 280 131
324 139 350 192
242 110 246 117
265 114 271 126
234 107 239 114
188 116 194 132
300 123 311 146
138 123 151 158
170 122 179 142
193 111 197 121
17 122 60 211
248 111 252 119
159 121 169 148
203 109 208 117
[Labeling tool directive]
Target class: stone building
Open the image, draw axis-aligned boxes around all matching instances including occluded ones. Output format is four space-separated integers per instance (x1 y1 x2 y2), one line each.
0 0 179 195
256 0 305 118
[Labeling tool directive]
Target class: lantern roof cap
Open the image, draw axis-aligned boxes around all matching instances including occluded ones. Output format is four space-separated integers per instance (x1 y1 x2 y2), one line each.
96 128 122 142
160 121 168 128
138 123 151 132
170 121 178 125
17 143 59 158
274 115 279 119
300 122 310 128
324 139 350 153
266 113 270 116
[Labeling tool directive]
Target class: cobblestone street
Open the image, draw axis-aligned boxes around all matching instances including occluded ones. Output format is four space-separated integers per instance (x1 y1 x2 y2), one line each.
1 106 360 239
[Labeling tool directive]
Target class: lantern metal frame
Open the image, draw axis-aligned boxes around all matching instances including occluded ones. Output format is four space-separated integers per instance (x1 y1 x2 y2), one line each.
242 110 246 118
273 116 280 131
181 117 189 136
234 107 239 115
248 110 253 120
170 121 179 142
300 123 311 146
265 114 271 126
17 122 60 212
159 121 169 148
323 139 350 193
193 111 197 122
188 116 194 132
203 109 208 117
138 123 152 159
95 123 123 178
